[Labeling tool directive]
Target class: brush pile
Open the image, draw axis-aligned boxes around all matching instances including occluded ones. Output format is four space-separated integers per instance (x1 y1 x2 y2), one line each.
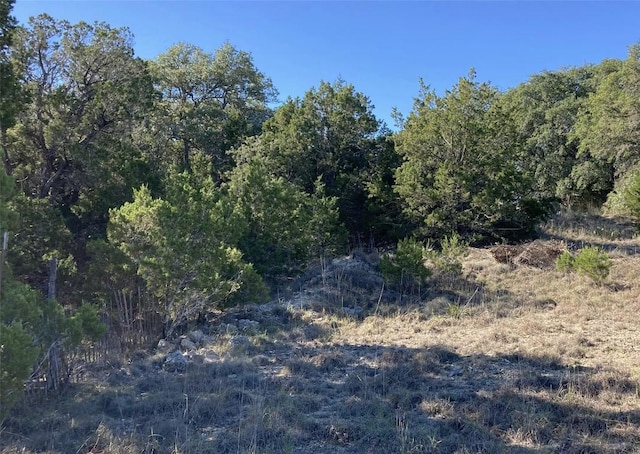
490 240 566 269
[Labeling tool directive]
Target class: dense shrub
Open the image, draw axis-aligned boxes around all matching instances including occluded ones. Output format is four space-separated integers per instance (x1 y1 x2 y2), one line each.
380 238 431 292
556 247 611 285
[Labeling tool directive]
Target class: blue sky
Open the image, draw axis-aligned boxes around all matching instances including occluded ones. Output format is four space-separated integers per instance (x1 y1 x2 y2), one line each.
12 1 640 128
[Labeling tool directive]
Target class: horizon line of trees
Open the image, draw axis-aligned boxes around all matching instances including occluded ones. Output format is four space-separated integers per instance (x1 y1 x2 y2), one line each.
1 1 640 418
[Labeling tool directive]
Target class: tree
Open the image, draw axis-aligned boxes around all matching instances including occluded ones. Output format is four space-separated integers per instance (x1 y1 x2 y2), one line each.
0 0 22 170
6 15 155 237
501 66 605 206
108 169 266 337
1 163 104 423
148 42 276 176
227 141 346 277
245 79 399 242
574 46 640 180
394 71 541 242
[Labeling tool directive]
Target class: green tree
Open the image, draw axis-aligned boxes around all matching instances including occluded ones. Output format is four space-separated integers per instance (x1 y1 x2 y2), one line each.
380 237 431 295
575 46 640 181
501 66 608 207
621 169 640 222
148 42 276 176
108 169 266 337
243 79 399 242
394 71 540 242
227 143 346 277
1 165 104 423
6 15 155 238
0 0 22 169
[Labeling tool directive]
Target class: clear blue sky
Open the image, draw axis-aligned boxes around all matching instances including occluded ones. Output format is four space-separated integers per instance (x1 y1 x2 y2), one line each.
12 1 640 129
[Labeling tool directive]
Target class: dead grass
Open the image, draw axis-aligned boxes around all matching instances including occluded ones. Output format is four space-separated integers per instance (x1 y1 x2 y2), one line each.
2 211 640 453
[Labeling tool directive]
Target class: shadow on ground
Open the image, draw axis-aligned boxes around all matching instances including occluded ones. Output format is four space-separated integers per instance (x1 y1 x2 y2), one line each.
3 340 639 453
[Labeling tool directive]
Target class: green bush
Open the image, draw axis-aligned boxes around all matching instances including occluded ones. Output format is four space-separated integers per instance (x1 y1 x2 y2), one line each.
430 233 468 276
574 247 611 285
622 170 640 225
0 322 39 423
555 251 574 272
380 238 431 291
556 247 611 285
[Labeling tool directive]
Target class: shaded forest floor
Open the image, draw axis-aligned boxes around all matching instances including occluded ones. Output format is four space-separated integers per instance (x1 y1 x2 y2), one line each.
2 212 640 453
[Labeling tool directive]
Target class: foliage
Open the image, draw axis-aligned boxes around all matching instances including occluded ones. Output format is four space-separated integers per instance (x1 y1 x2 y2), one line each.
108 171 267 336
0 0 22 152
622 170 640 222
227 143 346 278
6 192 75 296
0 165 106 423
573 247 612 285
574 46 640 180
6 14 155 239
148 42 276 177
250 79 399 243
555 250 574 273
380 237 431 292
501 66 603 207
394 70 543 242
428 233 469 276
555 247 611 285
0 321 38 422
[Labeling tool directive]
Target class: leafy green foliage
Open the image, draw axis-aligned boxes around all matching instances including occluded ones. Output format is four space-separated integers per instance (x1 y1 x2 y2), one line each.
555 251 574 273
249 79 399 242
108 171 267 336
227 145 346 278
1 165 106 423
0 0 22 147
622 170 640 223
555 247 611 285
394 70 543 242
429 233 469 276
0 322 38 422
380 237 431 292
148 42 276 177
7 15 155 238
574 47 640 180
501 67 603 207
574 247 612 285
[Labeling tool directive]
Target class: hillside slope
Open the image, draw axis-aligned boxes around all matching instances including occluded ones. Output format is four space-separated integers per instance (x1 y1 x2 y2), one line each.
2 212 640 454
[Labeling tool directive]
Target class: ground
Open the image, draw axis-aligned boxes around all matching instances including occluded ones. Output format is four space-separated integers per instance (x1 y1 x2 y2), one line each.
2 212 640 453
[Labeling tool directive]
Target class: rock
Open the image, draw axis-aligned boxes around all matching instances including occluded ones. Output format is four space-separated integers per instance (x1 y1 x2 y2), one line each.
157 339 174 353
186 351 204 364
164 351 187 372
180 337 197 351
203 351 220 364
238 319 259 331
229 335 251 348
188 330 204 345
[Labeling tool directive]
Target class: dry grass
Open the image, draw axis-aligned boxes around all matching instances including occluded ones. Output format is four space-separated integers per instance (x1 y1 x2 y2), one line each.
2 211 640 453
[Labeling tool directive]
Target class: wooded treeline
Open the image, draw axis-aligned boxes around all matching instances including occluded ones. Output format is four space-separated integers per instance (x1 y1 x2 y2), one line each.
1 2 640 417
